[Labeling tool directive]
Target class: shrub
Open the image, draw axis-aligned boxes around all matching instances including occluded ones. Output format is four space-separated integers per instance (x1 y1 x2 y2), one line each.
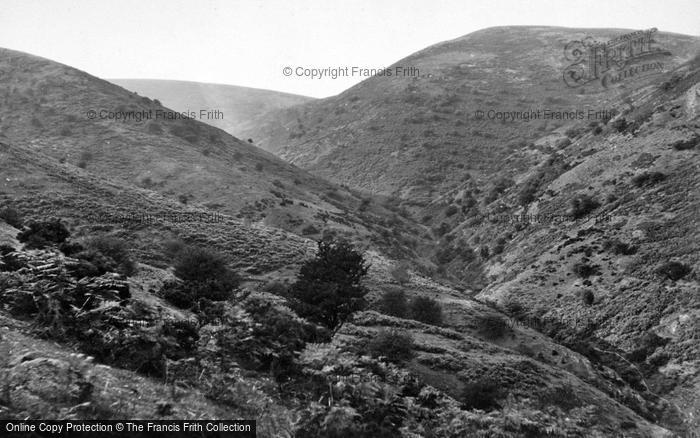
255 163 264 172
288 238 369 328
602 239 637 255
581 290 595 305
366 329 414 363
161 246 240 308
479 245 490 259
655 261 691 281
517 177 540 206
555 137 572 148
301 224 319 235
670 136 698 150
631 171 666 188
611 118 628 132
378 289 408 318
59 126 73 136
627 332 669 363
503 299 524 316
174 246 234 284
484 177 513 204
77 236 137 276
572 262 600 278
445 205 459 217
17 219 70 249
409 296 442 325
477 314 508 339
460 379 501 411
569 194 600 219
0 207 23 228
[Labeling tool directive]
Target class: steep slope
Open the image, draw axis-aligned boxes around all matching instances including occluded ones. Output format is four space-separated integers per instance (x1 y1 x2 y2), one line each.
0 48 428 262
463 59 700 433
109 79 313 138
240 26 699 199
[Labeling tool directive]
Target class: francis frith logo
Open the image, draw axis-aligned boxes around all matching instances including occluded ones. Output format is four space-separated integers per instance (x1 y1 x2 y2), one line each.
563 28 672 89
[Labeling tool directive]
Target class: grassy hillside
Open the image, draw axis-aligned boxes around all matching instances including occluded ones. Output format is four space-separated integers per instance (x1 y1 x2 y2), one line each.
0 48 429 264
240 26 698 199
109 79 313 138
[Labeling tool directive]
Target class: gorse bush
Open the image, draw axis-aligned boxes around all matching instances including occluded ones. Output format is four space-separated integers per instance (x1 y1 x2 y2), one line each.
378 289 408 318
477 314 509 339
602 239 637 255
569 194 600 219
365 329 414 363
655 261 691 281
409 296 442 325
572 262 600 278
631 171 666 188
161 245 240 308
460 379 502 411
288 238 369 328
76 236 136 276
17 219 70 249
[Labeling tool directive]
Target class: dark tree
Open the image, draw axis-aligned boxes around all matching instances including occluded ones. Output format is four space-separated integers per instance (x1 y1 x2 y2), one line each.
288 238 369 328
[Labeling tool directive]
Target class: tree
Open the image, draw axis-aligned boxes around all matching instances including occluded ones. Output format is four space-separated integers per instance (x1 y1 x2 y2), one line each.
288 238 369 328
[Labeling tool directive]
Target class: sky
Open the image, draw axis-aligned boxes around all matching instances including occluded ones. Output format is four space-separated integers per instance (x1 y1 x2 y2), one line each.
1 0 699 98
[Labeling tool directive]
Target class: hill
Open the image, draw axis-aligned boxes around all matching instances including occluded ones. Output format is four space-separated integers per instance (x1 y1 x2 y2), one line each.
109 79 314 139
0 48 428 265
239 26 699 199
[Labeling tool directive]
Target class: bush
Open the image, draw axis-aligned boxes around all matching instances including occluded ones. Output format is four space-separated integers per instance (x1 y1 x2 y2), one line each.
366 329 414 363
165 246 240 307
378 289 408 318
301 224 319 235
611 118 628 132
581 289 595 305
0 207 23 228
655 261 691 281
572 262 600 278
174 246 234 284
517 176 541 206
569 194 600 219
445 205 459 217
409 296 442 325
17 219 70 249
631 171 666 188
477 314 508 339
602 239 637 255
670 136 698 150
460 379 501 411
288 238 369 328
76 237 136 277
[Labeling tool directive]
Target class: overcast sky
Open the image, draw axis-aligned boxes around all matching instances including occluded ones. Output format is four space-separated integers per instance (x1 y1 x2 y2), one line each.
2 0 698 98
